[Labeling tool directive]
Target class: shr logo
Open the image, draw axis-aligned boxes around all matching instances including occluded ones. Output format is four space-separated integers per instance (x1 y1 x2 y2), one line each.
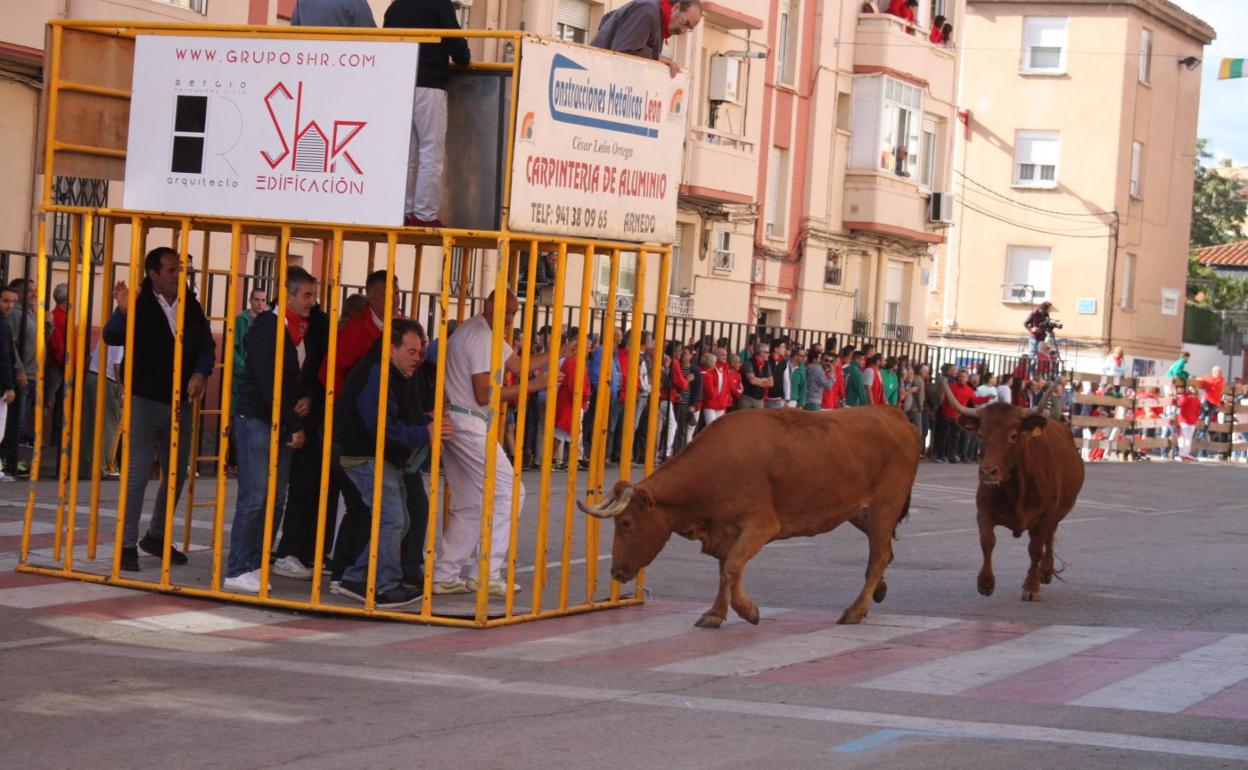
260 81 366 174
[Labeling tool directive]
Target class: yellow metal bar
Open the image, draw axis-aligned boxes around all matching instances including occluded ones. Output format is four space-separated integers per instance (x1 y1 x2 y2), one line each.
309 228 344 605
498 40 524 231
53 215 80 561
558 247 594 611
87 222 117 560
15 560 638 628
180 230 212 552
610 248 647 602
502 241 539 620
158 222 193 589
636 248 672 595
419 234 456 619
529 243 566 615
63 213 96 570
50 141 127 159
57 80 131 99
410 243 424 315
255 226 290 600
211 223 243 591
363 232 399 612
39 25 63 208
19 217 49 563
110 218 145 580
585 248 620 601
473 236 512 623
367 240 377 276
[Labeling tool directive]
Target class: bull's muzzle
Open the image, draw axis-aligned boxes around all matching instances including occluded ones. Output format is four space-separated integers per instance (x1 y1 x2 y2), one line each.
611 566 635 583
979 464 1003 486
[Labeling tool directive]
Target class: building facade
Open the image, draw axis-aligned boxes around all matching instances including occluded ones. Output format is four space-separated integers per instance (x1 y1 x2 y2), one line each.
4 0 967 349
929 0 1214 375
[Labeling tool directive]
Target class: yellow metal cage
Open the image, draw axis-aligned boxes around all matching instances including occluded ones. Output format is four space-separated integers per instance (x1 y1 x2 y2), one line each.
18 21 673 627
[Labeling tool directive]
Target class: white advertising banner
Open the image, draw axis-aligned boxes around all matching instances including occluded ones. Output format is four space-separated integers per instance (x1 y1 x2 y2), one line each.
507 37 689 243
123 35 418 226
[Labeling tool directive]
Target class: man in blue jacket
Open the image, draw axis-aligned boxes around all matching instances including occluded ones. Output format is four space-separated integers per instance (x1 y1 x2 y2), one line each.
333 319 446 608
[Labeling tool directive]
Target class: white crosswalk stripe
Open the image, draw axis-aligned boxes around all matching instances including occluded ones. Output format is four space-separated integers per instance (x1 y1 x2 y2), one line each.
856 624 1137 696
1071 633 1248 713
652 613 959 677
465 611 700 662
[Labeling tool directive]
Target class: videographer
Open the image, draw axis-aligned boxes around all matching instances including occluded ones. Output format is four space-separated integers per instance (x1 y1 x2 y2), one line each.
1024 301 1059 356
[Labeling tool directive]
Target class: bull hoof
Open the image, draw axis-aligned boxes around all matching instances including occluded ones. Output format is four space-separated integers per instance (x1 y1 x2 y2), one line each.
695 614 725 629
734 602 760 625
873 581 888 604
1021 589 1042 602
977 576 995 597
1040 572 1053 585
837 607 867 625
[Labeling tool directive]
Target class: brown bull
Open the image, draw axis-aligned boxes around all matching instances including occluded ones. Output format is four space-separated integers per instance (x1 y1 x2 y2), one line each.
578 406 920 628
943 382 1085 601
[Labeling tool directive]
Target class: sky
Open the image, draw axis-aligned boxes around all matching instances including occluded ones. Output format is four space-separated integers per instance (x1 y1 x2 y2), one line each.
1180 0 1248 166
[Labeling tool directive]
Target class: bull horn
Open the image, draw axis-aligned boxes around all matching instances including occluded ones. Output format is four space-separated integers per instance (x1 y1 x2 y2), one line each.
1023 382 1059 417
941 380 987 418
577 484 635 519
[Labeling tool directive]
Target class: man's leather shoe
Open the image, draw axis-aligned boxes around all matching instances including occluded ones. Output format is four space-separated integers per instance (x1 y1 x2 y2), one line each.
139 534 188 565
120 547 140 572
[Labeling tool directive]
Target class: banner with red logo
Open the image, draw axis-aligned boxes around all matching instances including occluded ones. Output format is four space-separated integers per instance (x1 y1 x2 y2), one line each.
508 37 689 244
123 35 418 226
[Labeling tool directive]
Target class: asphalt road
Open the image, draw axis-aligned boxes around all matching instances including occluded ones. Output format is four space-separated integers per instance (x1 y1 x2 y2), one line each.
1 459 1246 769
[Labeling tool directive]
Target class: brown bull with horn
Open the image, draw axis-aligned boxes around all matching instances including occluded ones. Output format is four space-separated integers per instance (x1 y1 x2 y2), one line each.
578 407 920 628
942 378 1085 601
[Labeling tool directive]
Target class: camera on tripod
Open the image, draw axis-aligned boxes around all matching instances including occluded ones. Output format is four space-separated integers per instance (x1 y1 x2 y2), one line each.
1040 318 1063 333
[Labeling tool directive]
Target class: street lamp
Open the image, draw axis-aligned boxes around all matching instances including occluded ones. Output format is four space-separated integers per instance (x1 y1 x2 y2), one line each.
1179 56 1201 71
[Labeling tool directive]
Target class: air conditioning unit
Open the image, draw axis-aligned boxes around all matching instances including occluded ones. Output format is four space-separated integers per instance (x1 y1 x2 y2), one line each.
929 192 954 224
708 56 741 104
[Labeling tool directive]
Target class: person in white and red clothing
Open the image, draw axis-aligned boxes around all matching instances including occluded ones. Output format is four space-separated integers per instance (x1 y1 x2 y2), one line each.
1192 365 1225 456
700 350 731 427
1175 384 1203 461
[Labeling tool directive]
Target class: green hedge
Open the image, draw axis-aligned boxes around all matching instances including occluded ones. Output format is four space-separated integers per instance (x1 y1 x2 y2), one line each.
1183 304 1222 345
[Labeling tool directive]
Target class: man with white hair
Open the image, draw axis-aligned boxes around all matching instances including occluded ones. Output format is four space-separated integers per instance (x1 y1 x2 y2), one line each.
434 290 557 595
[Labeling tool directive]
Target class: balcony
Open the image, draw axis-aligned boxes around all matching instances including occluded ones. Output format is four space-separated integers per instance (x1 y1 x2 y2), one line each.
824 263 843 287
881 322 914 342
593 291 634 312
852 318 872 336
668 294 694 318
681 126 759 206
854 13 956 100
843 170 943 243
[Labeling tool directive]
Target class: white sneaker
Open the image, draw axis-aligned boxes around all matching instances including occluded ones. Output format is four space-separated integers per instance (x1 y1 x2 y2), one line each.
431 578 472 595
272 555 313 580
0 472 13 482
223 570 269 594
467 578 523 597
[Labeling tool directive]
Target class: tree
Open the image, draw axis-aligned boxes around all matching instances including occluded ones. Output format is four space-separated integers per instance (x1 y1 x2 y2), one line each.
1189 139 1247 250
1188 254 1248 310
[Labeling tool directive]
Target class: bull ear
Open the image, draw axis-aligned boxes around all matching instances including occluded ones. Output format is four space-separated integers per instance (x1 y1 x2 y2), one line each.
1021 414 1047 435
957 415 980 432
635 487 656 511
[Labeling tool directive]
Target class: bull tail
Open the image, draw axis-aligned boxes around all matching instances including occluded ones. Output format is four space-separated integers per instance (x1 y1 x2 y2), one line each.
1050 548 1069 583
892 493 911 541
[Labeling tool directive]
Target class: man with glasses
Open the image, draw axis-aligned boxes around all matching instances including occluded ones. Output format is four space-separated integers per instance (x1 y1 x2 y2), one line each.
591 0 703 77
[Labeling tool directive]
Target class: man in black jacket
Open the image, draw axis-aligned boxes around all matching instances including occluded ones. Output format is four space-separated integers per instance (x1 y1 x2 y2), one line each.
0 286 18 480
223 266 318 594
384 0 471 228
102 247 215 572
272 304 330 577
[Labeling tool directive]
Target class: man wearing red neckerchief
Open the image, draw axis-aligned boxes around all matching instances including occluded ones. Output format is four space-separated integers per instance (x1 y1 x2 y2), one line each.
591 0 703 78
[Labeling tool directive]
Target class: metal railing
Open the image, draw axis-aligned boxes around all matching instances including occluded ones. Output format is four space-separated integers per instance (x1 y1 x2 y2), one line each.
881 322 913 342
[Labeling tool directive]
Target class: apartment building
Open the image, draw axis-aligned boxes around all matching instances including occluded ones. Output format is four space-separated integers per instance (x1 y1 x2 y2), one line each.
929 0 1214 374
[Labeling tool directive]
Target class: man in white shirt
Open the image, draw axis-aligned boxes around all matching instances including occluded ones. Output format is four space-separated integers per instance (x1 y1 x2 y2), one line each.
433 289 556 595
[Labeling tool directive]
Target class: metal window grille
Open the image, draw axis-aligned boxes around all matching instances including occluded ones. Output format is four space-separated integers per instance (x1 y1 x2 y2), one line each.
52 177 109 262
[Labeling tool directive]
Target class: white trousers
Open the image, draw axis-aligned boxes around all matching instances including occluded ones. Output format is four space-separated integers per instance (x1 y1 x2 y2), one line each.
405 86 448 220
661 401 678 456
435 413 523 582
1177 423 1196 458
703 408 724 427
